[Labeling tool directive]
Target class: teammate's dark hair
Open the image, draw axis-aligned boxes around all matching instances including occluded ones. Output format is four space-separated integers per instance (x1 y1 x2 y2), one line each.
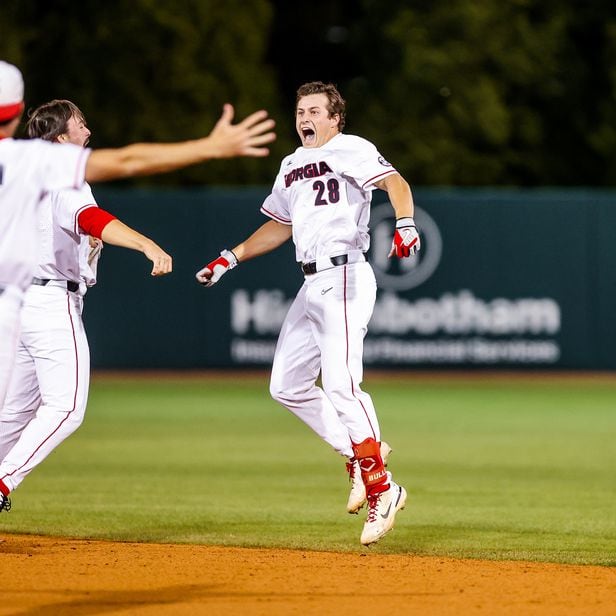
26 99 86 142
296 82 346 131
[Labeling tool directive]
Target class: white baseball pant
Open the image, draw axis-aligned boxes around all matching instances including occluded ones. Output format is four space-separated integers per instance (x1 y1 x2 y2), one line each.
0 284 24 410
0 284 90 492
269 261 380 458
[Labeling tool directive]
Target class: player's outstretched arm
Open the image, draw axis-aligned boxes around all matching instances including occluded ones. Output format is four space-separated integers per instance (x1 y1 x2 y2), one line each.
196 220 292 286
100 220 172 276
84 104 276 183
230 220 293 262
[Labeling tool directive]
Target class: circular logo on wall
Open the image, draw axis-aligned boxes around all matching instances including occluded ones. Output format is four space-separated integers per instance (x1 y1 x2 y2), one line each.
368 203 442 291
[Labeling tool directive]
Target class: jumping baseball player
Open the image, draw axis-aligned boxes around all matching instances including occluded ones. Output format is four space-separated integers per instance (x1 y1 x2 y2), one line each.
0 100 174 510
0 59 275 513
196 81 420 545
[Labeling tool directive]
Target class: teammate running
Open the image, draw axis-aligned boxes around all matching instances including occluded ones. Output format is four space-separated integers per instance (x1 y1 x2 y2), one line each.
0 60 275 513
0 100 172 510
195 81 419 546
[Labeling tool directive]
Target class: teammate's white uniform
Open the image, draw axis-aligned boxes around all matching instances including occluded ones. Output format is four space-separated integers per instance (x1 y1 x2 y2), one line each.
262 133 397 458
0 138 90 408
0 184 100 493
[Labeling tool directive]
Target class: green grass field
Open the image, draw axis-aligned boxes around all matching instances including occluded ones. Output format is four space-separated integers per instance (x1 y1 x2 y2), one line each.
1 373 614 566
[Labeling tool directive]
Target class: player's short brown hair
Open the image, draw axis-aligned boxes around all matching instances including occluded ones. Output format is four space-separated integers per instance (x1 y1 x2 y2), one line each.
26 99 86 142
296 82 346 131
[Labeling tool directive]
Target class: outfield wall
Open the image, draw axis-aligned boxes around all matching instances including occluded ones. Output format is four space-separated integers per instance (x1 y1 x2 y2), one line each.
85 187 616 370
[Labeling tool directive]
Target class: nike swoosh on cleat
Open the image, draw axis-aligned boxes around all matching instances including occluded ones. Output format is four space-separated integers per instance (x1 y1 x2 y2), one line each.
380 503 392 519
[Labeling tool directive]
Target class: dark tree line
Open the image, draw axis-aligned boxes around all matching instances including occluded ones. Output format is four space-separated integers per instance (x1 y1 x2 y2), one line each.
2 0 615 186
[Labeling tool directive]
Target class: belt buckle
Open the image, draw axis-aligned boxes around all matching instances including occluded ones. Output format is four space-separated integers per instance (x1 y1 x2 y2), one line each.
302 254 349 275
302 261 317 275
330 254 348 267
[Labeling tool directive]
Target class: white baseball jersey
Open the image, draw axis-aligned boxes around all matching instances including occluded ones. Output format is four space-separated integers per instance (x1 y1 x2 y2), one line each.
263 132 398 459
34 183 100 289
260 133 398 263
0 138 90 291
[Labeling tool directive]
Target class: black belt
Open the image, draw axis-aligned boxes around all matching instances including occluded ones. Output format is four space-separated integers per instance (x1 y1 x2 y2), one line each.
301 254 349 276
32 277 80 293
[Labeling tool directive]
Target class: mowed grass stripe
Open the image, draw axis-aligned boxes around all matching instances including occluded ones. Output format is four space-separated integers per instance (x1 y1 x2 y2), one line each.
1 374 614 565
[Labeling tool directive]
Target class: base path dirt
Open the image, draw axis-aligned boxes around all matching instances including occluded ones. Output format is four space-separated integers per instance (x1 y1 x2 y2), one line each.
0 535 614 615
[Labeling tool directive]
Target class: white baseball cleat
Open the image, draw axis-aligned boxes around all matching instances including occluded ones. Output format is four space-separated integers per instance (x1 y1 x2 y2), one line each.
360 473 407 546
346 441 392 514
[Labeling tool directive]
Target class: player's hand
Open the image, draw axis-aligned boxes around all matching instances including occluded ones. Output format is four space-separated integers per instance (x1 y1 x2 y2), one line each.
388 217 420 258
196 249 238 287
209 104 276 158
143 242 173 276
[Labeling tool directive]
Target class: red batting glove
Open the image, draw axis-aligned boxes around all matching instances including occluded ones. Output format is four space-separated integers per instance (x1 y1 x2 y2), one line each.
195 249 238 287
388 217 420 258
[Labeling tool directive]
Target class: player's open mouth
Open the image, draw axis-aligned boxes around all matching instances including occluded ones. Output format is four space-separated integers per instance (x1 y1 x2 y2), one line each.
301 127 316 144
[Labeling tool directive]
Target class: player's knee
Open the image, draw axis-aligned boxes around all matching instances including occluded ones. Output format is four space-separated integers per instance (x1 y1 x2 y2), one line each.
269 379 298 406
269 381 286 405
45 404 86 437
63 411 85 435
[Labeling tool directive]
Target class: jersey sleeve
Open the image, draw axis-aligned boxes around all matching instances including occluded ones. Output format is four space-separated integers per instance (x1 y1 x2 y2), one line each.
51 183 98 234
260 162 292 225
338 136 398 191
39 140 91 192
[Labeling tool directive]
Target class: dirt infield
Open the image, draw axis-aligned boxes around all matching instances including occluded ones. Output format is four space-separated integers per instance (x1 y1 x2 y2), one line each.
1 535 613 615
